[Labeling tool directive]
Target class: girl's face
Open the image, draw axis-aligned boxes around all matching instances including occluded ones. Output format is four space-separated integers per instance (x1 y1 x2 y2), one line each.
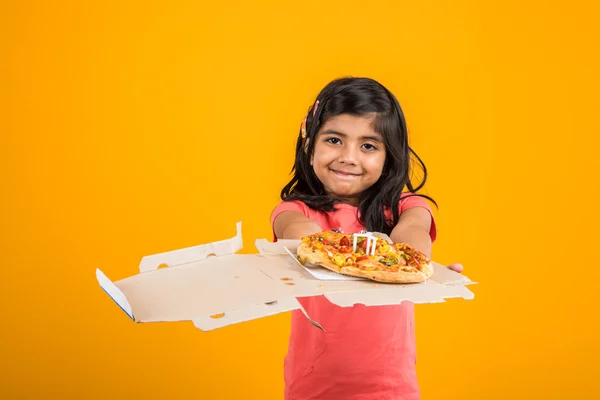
311 113 386 206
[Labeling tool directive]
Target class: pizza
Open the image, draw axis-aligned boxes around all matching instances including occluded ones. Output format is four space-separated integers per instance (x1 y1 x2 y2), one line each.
296 230 433 283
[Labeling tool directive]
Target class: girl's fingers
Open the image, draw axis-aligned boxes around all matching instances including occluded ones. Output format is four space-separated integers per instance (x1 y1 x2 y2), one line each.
446 263 464 273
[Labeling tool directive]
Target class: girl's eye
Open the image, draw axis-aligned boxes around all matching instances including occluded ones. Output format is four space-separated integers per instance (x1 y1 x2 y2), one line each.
362 143 378 151
326 137 342 145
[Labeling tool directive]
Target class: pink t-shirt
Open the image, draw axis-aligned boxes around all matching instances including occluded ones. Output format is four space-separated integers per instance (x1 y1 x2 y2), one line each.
271 194 437 400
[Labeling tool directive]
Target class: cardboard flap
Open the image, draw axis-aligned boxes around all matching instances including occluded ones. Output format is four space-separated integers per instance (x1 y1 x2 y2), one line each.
323 283 475 307
442 284 475 300
116 255 292 322
96 268 134 321
254 239 300 255
138 221 243 272
430 263 473 285
192 296 304 331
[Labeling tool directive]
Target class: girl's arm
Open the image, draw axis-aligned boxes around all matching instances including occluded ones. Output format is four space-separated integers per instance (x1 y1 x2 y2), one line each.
390 207 464 272
273 210 322 240
389 207 433 258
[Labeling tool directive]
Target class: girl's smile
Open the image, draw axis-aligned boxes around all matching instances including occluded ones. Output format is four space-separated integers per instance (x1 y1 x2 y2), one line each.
330 169 362 178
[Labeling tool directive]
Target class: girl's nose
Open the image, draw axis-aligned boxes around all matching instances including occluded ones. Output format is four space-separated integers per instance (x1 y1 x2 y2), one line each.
338 145 359 164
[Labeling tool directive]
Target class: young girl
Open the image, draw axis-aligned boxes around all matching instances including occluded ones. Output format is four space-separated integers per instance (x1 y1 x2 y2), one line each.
271 77 463 400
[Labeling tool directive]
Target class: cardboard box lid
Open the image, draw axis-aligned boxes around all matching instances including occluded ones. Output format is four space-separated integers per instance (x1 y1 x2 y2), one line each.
97 222 475 331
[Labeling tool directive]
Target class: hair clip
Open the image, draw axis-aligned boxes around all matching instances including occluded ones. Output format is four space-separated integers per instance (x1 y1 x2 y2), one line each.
301 117 307 139
301 99 320 139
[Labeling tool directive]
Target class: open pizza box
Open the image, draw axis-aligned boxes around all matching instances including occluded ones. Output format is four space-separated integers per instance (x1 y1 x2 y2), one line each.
97 222 476 331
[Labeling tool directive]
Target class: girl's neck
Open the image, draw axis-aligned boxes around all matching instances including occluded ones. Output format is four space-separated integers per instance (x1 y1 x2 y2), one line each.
330 194 360 207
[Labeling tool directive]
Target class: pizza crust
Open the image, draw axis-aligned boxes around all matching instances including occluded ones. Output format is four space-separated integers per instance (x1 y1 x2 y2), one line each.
341 263 433 283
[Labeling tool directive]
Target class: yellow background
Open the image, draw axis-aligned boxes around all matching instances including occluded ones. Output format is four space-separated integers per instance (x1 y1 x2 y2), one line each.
2 1 599 398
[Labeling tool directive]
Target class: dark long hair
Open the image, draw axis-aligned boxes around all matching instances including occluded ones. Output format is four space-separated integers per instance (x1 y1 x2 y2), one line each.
280 77 436 235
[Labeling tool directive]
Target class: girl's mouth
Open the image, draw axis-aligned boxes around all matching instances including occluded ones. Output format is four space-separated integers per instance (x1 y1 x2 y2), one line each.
331 169 362 178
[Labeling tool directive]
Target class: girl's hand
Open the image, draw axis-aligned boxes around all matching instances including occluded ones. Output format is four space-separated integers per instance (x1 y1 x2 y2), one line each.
446 263 464 273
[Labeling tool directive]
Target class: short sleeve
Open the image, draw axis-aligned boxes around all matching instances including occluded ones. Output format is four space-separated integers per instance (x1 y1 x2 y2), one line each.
270 200 310 240
399 194 438 242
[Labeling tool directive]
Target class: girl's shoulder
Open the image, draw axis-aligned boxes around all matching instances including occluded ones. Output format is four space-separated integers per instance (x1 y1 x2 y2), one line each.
398 192 434 211
270 199 311 227
379 192 434 213
395 192 437 241
272 199 310 213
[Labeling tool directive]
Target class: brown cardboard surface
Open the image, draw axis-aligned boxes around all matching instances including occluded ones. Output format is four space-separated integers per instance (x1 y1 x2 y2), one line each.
97 222 475 331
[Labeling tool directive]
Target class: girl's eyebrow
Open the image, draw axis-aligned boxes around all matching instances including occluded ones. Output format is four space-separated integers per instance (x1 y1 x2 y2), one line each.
321 129 383 143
